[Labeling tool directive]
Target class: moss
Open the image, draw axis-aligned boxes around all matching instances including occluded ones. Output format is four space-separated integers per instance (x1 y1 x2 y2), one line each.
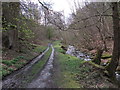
85 61 105 70
53 41 65 53
102 53 112 59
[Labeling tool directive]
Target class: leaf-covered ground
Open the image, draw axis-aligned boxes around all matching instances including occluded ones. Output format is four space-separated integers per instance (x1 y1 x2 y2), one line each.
78 61 117 88
1 44 47 78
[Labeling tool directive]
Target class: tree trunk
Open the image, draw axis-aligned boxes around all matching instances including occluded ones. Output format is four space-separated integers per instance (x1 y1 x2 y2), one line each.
0 2 1 63
106 2 120 80
8 2 20 50
92 49 103 65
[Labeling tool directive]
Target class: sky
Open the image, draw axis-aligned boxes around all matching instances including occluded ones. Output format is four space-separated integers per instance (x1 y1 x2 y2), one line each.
31 0 85 18
29 0 120 17
25 0 120 21
48 0 72 17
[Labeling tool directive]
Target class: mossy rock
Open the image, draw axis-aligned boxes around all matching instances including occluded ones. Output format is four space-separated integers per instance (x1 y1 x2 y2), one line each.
61 46 67 51
102 53 112 59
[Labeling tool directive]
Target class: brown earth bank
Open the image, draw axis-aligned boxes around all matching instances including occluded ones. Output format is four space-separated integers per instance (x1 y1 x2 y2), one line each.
78 62 118 88
1 44 47 78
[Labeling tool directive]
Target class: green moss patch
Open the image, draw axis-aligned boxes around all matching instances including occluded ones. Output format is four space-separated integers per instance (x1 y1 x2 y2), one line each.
102 53 112 59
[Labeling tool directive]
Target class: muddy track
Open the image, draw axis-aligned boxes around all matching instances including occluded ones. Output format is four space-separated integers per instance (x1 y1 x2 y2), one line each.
2 45 54 88
27 45 55 88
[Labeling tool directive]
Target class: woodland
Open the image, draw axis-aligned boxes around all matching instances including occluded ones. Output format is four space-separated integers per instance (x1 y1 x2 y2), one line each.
1 0 120 88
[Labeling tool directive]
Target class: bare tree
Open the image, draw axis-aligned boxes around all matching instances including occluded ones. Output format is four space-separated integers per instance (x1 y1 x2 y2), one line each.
106 2 120 80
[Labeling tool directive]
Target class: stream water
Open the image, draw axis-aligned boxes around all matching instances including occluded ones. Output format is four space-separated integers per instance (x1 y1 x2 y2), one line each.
66 45 91 61
1 45 119 88
66 45 120 82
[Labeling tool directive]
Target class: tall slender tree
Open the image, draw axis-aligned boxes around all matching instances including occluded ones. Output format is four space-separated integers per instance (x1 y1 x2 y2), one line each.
106 2 120 80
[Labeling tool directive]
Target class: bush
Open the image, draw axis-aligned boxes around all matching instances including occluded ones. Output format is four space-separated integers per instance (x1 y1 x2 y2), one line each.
2 65 8 70
11 60 17 64
2 70 9 76
17 56 25 59
8 68 14 72
13 58 19 62
2 60 13 66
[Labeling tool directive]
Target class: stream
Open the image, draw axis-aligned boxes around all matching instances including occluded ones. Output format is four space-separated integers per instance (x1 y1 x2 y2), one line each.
1 44 119 88
66 45 120 82
66 45 91 61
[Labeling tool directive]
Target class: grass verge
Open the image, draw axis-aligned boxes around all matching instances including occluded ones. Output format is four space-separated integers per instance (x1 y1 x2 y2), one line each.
53 41 117 88
53 41 84 88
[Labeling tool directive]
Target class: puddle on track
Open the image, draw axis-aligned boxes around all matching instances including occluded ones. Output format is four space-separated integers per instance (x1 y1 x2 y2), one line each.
27 45 55 88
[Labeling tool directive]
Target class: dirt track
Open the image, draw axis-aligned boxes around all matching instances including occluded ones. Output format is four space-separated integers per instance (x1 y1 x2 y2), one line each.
2 45 55 88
